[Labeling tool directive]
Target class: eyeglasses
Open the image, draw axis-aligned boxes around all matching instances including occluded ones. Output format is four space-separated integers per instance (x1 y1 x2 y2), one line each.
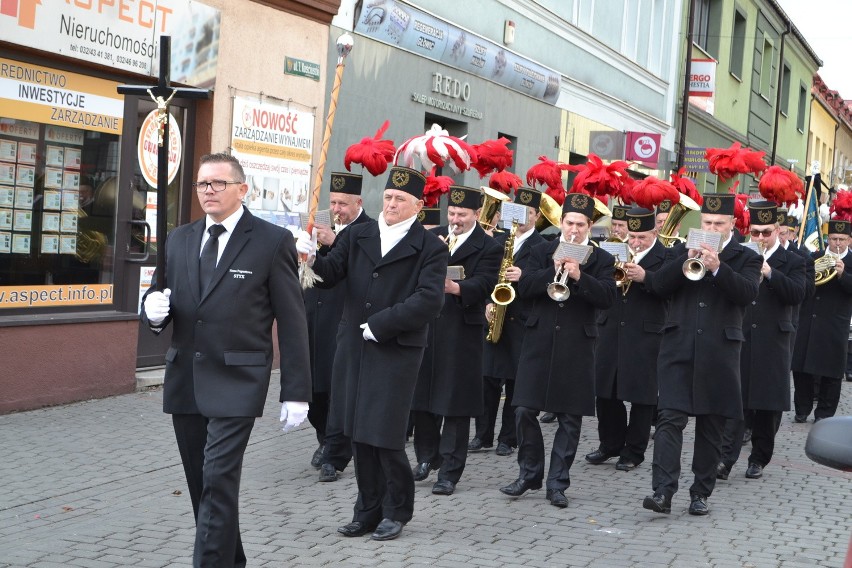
749 229 774 237
192 180 242 193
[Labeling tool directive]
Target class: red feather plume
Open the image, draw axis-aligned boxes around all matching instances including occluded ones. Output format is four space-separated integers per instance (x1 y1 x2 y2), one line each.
830 190 852 222
630 176 681 211
618 176 636 205
705 142 767 181
566 154 631 198
545 185 566 206
757 165 804 207
344 120 395 176
488 170 523 195
670 167 704 206
472 137 514 177
423 171 453 208
526 156 570 192
733 191 749 233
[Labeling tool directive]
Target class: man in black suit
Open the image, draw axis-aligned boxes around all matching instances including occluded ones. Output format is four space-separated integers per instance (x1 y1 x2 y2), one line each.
472 187 545 457
586 207 666 471
298 166 448 541
642 193 761 516
411 186 501 495
792 219 852 422
717 202 806 480
499 193 616 508
141 153 311 567
303 172 371 481
609 205 630 242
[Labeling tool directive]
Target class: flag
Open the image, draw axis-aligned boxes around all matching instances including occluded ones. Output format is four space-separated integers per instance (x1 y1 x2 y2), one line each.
800 173 824 252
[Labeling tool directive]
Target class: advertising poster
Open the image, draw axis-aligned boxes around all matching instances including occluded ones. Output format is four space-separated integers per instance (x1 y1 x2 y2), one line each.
231 96 315 228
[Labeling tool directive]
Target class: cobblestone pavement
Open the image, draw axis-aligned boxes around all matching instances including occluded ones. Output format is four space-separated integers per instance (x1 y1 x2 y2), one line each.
1 376 850 568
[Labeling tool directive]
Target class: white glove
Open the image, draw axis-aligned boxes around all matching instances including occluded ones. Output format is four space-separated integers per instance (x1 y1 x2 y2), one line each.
143 288 171 325
279 401 309 433
295 229 317 257
360 322 377 342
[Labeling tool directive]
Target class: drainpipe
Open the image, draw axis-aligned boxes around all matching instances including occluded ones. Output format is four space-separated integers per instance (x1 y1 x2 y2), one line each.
770 21 792 165
676 0 696 171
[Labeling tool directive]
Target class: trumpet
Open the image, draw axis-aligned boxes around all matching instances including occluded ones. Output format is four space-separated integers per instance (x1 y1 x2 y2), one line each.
682 255 706 281
332 213 341 233
613 251 634 294
547 236 574 301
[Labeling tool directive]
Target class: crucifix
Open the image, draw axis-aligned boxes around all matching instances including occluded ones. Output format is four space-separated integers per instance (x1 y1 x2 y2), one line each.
117 36 211 289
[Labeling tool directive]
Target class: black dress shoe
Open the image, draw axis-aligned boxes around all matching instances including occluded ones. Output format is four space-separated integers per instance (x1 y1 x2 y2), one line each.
499 478 542 497
745 462 763 479
412 462 435 481
337 521 376 537
742 428 752 443
468 438 491 451
540 412 556 423
310 444 325 469
615 458 638 471
371 518 404 541
585 449 617 465
642 493 671 514
716 462 730 480
318 463 339 482
688 493 709 515
432 480 455 495
495 442 514 456
794 414 808 423
546 489 568 508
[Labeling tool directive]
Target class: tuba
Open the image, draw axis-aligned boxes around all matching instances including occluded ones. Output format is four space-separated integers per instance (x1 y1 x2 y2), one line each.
535 192 563 231
658 194 701 247
486 221 518 343
815 246 841 286
478 187 511 232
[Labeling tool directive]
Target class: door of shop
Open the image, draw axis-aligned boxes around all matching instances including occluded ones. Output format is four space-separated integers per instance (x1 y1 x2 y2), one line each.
113 96 198 367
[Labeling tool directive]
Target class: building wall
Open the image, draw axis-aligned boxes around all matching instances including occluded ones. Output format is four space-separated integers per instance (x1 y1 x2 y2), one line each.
808 98 837 177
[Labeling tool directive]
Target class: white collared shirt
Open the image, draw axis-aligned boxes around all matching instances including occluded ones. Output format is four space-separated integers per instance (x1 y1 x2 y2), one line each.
201 207 244 265
449 223 476 255
511 227 534 256
632 244 652 265
763 240 781 260
378 212 417 256
336 208 363 233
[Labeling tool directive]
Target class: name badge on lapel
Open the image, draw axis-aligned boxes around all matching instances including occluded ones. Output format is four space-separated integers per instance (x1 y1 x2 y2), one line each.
229 269 252 279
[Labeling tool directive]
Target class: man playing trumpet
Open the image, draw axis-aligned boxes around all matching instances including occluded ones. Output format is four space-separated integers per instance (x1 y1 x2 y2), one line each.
500 193 615 508
642 193 762 516
587 207 667 472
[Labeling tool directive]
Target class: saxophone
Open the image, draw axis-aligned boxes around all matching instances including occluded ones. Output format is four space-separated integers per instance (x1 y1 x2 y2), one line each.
486 220 518 344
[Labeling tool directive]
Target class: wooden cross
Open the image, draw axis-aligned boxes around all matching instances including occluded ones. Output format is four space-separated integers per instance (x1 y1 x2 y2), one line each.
117 36 211 289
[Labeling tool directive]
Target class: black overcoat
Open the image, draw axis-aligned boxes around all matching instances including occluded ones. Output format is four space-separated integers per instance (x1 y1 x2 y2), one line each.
651 240 762 419
594 240 667 405
482 230 546 380
740 245 806 411
512 241 616 415
311 220 448 450
413 225 501 416
792 250 852 379
143 208 312 417
304 210 371 393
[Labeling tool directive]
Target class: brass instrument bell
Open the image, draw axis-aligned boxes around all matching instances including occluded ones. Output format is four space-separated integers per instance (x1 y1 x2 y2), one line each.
659 194 701 247
478 187 511 232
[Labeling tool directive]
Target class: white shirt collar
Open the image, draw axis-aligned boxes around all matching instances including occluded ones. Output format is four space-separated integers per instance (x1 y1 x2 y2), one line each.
763 240 781 259
336 208 363 232
449 223 476 255
206 206 244 234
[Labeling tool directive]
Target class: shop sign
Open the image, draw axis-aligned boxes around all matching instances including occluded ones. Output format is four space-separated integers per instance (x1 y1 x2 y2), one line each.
0 57 123 135
0 0 220 87
589 131 625 160
684 147 710 173
625 132 661 168
137 110 182 188
231 96 315 228
356 0 560 105
284 57 320 81
0 284 113 309
689 59 716 97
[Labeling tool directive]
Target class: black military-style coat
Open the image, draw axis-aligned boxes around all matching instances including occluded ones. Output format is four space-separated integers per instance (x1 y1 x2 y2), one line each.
512 240 616 415
310 219 448 450
142 208 312 417
594 240 667 405
413 225 501 417
304 210 371 393
482 230 546 380
740 245 807 411
792 250 852 379
651 240 762 419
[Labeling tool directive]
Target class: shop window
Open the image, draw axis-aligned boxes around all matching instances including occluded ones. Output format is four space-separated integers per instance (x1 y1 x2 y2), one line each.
0 119 119 308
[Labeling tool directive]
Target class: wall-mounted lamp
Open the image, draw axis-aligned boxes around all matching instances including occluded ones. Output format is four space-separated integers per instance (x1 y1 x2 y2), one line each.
504 20 515 45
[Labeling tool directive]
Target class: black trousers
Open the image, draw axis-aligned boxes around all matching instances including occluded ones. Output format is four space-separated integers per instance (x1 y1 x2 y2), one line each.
412 411 470 484
475 376 517 447
595 396 655 464
720 410 783 469
306 391 329 446
515 406 582 491
351 442 414 524
793 372 843 419
172 414 255 568
651 409 724 499
321 386 352 471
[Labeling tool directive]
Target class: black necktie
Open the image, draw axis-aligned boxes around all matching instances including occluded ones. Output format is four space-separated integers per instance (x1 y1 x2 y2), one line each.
199 224 226 294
